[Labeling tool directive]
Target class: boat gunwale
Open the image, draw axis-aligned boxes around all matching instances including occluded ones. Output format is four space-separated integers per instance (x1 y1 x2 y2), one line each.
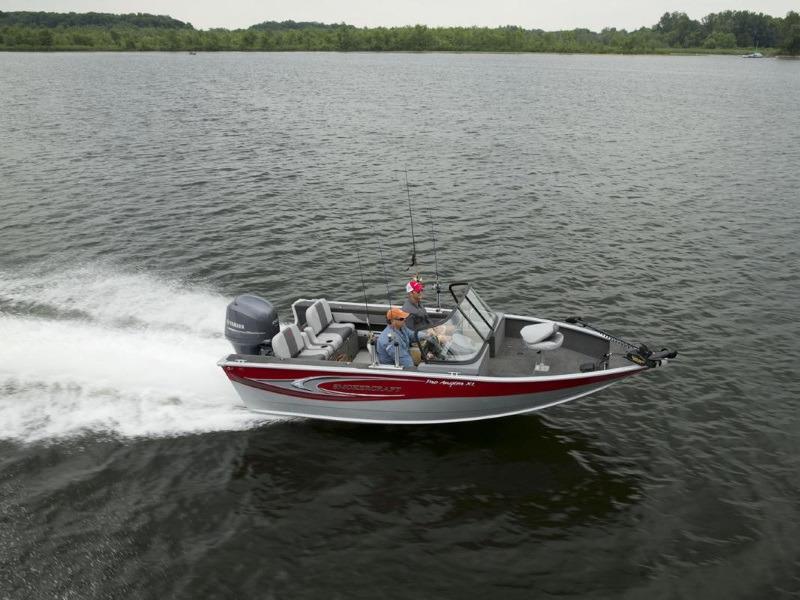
217 356 645 384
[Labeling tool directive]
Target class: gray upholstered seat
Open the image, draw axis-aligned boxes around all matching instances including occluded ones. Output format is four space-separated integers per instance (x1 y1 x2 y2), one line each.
272 324 331 360
520 322 564 372
304 299 355 350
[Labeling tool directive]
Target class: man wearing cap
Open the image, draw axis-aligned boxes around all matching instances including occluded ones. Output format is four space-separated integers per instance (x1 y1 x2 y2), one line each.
376 307 432 367
402 279 447 332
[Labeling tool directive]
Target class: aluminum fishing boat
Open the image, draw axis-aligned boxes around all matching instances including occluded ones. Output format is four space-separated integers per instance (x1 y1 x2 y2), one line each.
218 283 676 424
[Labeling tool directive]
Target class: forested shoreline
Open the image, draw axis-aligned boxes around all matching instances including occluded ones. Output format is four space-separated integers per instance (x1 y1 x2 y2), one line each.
1 10 799 54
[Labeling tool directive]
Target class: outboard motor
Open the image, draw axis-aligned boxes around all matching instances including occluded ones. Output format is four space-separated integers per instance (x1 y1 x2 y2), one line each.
224 294 280 355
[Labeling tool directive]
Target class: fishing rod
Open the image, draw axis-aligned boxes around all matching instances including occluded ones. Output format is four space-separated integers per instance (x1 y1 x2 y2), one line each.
405 169 417 269
428 207 442 309
377 237 400 365
377 238 393 307
355 247 372 332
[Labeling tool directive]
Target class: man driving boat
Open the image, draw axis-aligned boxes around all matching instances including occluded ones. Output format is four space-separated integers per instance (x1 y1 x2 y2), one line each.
376 307 434 367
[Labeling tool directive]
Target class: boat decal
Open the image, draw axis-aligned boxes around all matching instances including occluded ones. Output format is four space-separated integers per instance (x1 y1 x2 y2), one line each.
227 375 404 402
287 376 408 398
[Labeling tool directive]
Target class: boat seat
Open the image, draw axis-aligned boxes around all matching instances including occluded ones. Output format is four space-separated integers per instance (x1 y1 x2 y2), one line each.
520 322 564 373
272 324 331 360
304 299 356 350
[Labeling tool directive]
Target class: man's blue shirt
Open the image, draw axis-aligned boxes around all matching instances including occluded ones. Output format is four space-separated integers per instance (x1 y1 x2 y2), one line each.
376 324 419 367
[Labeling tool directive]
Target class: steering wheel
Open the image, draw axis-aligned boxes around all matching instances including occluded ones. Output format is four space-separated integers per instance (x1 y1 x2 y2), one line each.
420 335 446 361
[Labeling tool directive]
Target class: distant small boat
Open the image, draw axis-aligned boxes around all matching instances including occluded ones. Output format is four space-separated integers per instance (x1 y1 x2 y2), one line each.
742 52 763 58
189 51 197 55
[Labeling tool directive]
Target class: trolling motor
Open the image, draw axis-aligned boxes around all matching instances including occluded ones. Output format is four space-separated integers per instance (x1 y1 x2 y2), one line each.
565 316 678 369
623 345 679 368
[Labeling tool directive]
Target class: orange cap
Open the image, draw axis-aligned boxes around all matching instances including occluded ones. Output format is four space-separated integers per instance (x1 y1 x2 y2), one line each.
386 307 410 321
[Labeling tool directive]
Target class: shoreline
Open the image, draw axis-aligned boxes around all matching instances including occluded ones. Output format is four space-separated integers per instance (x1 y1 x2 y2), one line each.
0 48 789 57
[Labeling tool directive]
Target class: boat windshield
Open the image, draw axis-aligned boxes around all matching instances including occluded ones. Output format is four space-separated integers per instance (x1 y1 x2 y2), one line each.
428 287 497 362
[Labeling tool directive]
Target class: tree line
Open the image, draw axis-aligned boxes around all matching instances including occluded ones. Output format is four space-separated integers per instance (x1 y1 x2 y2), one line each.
1 10 798 54
0 11 191 30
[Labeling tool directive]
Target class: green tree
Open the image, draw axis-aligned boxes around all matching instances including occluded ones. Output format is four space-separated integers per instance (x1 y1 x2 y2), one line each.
240 29 256 49
655 12 703 47
703 10 779 47
70 31 93 46
37 28 53 46
703 31 737 48
409 24 434 50
779 11 800 53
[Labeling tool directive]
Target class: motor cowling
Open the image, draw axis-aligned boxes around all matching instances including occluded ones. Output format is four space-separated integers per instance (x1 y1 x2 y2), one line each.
224 294 280 355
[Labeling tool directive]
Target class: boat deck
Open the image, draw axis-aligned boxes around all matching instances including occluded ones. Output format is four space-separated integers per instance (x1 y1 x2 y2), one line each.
487 335 593 377
489 334 632 377
350 334 626 377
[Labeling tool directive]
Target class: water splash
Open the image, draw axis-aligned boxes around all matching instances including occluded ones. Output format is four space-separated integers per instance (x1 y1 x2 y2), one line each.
0 264 270 443
1 263 227 335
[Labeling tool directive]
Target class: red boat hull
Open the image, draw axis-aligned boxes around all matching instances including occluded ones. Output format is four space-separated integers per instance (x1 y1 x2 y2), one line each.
221 362 643 424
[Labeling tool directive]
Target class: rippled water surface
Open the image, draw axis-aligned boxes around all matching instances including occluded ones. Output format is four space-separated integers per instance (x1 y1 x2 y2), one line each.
1 52 799 599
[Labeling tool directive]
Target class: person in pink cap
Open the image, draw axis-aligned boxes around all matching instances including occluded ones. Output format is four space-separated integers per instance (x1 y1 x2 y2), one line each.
402 278 447 332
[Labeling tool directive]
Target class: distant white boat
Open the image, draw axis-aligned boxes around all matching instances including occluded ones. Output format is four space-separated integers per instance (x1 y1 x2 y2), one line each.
742 52 764 58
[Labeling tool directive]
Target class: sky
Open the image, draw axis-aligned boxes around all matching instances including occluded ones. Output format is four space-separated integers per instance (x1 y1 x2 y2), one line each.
1 0 797 31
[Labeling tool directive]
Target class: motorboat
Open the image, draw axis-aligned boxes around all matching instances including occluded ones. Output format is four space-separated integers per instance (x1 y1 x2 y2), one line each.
742 52 764 58
218 283 677 424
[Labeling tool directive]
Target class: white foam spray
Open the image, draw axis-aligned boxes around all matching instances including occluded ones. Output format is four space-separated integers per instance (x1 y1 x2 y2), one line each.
0 264 272 444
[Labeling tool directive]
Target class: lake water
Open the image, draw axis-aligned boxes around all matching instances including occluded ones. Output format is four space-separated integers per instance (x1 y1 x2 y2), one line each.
1 51 799 599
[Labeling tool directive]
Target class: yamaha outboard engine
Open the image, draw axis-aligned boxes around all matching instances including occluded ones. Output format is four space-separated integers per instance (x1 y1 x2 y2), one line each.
224 294 280 355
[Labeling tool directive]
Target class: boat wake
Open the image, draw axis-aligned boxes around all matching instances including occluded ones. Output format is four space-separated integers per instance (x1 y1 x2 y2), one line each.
0 264 270 444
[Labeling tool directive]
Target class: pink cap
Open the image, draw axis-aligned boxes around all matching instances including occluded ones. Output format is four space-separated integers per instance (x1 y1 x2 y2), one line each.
406 280 424 294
